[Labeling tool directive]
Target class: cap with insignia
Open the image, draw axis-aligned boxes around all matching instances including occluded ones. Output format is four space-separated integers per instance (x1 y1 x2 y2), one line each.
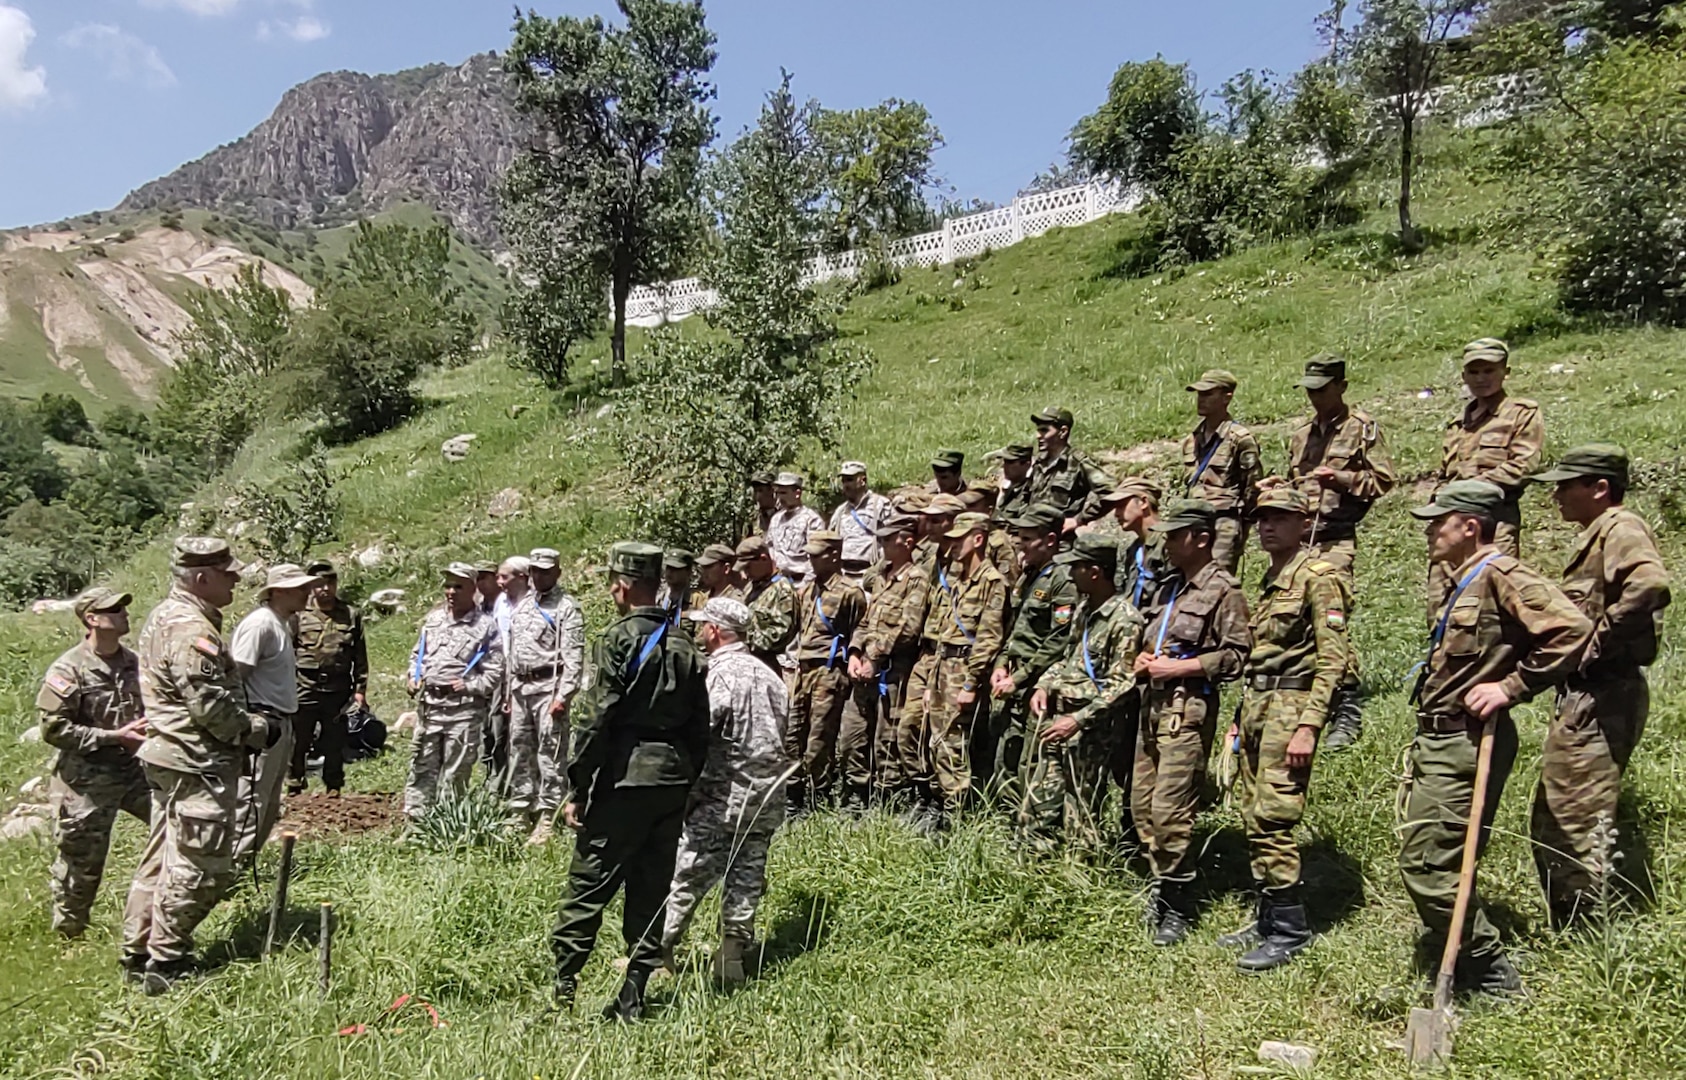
986 441 1035 463
1411 479 1509 519
1251 486 1311 518
1150 499 1219 534
874 512 918 538
608 541 664 580
305 559 337 578
695 543 736 567
529 547 561 570
1463 338 1509 365
838 460 868 477
1299 353 1346 389
1101 477 1162 505
942 512 992 539
73 586 132 621
173 536 244 573
442 561 478 583
1030 405 1074 428
733 536 769 561
258 563 320 598
687 596 751 634
1186 369 1238 392
663 549 696 571
920 493 966 516
1054 533 1119 573
930 448 965 471
772 471 803 488
1007 502 1065 531
749 470 776 486
1531 443 1629 487
804 531 843 557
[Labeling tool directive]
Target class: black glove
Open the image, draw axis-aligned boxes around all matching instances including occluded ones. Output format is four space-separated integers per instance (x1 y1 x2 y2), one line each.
264 716 284 749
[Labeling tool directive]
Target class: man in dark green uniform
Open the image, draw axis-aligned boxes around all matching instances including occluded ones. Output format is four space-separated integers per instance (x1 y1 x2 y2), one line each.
984 503 1078 802
551 542 711 1021
988 442 1037 523
289 559 367 796
1026 407 1115 529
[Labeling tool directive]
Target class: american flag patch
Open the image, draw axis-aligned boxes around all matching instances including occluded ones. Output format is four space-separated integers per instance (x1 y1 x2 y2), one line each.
45 673 73 695
192 636 221 658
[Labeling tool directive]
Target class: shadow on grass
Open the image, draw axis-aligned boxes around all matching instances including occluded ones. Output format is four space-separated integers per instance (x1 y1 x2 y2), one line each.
1192 825 1366 932
203 899 326 972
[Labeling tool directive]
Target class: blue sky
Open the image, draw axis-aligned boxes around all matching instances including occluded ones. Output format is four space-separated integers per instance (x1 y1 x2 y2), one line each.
0 1 1330 231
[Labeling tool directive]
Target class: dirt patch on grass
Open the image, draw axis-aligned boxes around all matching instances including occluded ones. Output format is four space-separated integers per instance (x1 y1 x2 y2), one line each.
280 792 400 840
1096 439 1180 468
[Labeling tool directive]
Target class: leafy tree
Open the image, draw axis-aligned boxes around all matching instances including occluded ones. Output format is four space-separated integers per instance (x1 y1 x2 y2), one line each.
1285 60 1368 163
66 443 166 533
813 99 945 252
1068 58 1203 194
34 393 95 446
611 76 871 546
0 399 69 515
228 450 339 562
97 404 152 448
1346 0 1483 251
503 1 717 388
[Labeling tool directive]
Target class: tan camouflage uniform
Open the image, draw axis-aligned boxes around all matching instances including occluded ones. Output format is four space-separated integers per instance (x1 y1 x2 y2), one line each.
788 572 866 799
1286 406 1396 577
404 606 504 816
1182 420 1262 573
505 585 586 815
928 557 1008 811
1429 393 1544 615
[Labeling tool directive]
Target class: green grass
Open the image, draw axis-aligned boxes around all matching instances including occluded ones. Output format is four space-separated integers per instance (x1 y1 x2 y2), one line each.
3 141 1686 1077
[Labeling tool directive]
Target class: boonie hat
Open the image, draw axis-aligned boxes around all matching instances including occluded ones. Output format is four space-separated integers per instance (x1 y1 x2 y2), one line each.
687 597 751 634
1410 480 1509 519
1531 444 1629 487
608 542 664 580
1150 499 1219 534
258 563 320 598
1186 370 1238 392
1299 354 1346 389
73 587 132 621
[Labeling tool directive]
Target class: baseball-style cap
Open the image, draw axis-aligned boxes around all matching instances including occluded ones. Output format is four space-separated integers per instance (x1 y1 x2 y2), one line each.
1054 533 1119 573
73 587 132 621
1007 502 1065 530
473 561 498 576
804 531 843 556
773 471 803 488
1411 480 1509 519
959 489 992 511
1299 354 1347 389
874 512 918 538
257 563 320 598
920 494 966 516
943 512 992 539
173 537 244 573
1531 443 1629 486
1186 370 1238 392
1463 338 1510 366
442 561 479 583
838 460 868 477
749 470 775 486
687 596 751 634
733 536 769 561
987 442 1035 463
529 547 561 570
608 541 664 579
1251 486 1311 518
1102 477 1162 505
1150 499 1219 534
1031 406 1074 428
663 549 695 571
305 559 337 578
696 543 736 567
930 449 965 470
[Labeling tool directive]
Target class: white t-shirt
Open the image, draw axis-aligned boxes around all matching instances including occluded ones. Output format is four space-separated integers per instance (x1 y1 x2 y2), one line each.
231 603 299 713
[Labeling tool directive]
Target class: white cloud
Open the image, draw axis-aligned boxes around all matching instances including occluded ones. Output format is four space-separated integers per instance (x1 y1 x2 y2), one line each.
63 24 177 89
0 4 48 111
257 13 329 42
140 0 243 15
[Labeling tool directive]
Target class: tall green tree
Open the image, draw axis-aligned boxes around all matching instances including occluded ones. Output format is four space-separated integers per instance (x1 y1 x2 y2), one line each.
503 0 717 388
812 99 944 252
1068 57 1203 195
611 75 871 545
0 400 68 516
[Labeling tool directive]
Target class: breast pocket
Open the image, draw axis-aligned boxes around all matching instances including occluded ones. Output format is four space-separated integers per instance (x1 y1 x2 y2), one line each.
1441 598 1484 656
1166 593 1215 653
1473 428 1512 470
1257 598 1303 647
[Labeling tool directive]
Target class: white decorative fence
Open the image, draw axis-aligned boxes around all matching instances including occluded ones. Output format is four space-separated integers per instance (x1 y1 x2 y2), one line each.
622 180 1143 327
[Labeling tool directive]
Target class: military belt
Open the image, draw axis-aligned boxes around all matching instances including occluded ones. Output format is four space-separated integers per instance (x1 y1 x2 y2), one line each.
797 657 841 671
1415 711 1478 734
249 702 294 719
517 663 559 680
940 643 973 659
1248 674 1314 692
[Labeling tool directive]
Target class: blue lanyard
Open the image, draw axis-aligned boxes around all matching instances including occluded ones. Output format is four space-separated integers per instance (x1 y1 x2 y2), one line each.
937 567 976 644
1187 424 1226 493
1132 545 1155 608
1152 583 1183 654
1081 618 1106 690
1430 553 1501 655
463 641 488 676
626 621 669 683
814 593 844 669
412 629 426 682
845 500 871 536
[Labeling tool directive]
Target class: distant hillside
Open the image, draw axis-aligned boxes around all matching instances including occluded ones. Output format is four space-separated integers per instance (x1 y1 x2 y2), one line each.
117 53 524 248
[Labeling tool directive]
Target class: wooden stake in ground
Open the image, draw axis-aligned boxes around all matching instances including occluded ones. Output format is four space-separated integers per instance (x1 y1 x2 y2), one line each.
1405 715 1497 1067
262 830 298 959
319 903 334 997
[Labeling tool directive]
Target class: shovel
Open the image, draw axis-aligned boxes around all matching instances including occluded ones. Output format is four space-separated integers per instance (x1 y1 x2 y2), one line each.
1405 714 1497 1067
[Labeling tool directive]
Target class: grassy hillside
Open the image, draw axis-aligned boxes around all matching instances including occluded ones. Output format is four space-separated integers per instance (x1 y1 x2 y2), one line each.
2 145 1685 1078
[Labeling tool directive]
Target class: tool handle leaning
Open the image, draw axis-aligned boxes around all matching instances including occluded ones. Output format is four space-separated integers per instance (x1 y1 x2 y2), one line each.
1432 714 1497 1011
262 830 298 959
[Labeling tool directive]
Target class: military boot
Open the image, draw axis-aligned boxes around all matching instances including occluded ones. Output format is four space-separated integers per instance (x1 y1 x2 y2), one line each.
120 952 149 988
1237 888 1313 973
553 972 578 1012
1152 879 1195 947
712 936 749 984
527 814 555 847
601 967 651 1022
840 785 870 816
1321 685 1364 752
1218 885 1271 950
142 956 195 996
1456 950 1523 998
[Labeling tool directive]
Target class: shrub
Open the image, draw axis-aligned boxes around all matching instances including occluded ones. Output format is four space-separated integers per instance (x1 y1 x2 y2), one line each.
0 399 69 515
34 393 95 446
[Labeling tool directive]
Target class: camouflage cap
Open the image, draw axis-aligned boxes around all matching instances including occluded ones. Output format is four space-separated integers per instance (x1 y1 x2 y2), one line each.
663 549 695 571
528 547 561 570
959 488 992 511
920 493 966 516
1411 479 1509 519
695 543 736 567
473 561 498 576
1101 476 1162 505
986 441 1035 463
804 531 843 556
1299 353 1347 389
1532 443 1629 486
930 448 965 470
838 460 868 477
1150 499 1219 534
608 541 664 580
442 561 479 583
1463 338 1510 366
173 536 244 573
1186 369 1238 392
1031 405 1074 428
304 559 338 578
1007 502 1065 531
748 470 776 486
687 596 751 634
874 512 918 538
733 535 769 561
73 586 132 621
1054 533 1118 573
1251 486 1311 518
942 512 992 539
772 471 803 488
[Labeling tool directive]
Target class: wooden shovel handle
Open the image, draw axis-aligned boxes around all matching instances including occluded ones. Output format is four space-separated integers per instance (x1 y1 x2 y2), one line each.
1433 715 1497 1011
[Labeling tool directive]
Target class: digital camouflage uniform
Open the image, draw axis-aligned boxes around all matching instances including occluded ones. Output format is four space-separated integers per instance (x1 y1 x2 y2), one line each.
552 560 710 1002
1404 518 1589 979
505 585 585 816
1430 389 1543 617
787 568 867 800
846 557 929 799
927 529 1008 812
290 595 366 792
1182 419 1262 574
1022 585 1143 852
1529 497 1669 924
663 640 793 954
830 490 893 567
984 551 1077 800
38 638 149 936
124 558 270 969
404 601 503 817
766 504 825 581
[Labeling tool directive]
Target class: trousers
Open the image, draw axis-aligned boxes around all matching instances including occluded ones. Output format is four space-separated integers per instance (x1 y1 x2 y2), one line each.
1134 681 1218 881
506 684 570 814
1237 688 1314 889
232 720 295 867
663 790 784 947
403 715 483 817
786 664 850 796
122 762 239 963
49 758 150 935
290 689 350 792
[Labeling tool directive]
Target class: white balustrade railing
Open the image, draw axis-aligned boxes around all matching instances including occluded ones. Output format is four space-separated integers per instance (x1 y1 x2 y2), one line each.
622 179 1144 327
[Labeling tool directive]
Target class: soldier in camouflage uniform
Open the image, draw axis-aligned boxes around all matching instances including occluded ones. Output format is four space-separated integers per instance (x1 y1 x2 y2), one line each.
289 560 367 797
846 514 929 807
1527 446 1671 928
695 544 741 601
927 513 1009 821
37 587 149 938
984 503 1078 803
767 473 825 582
552 542 710 1022
927 448 973 498
1022 535 1143 853
506 548 585 844
1181 370 1262 574
749 471 778 537
787 532 867 810
664 598 794 983
1026 406 1115 528
658 551 701 629
1404 481 1590 994
403 563 504 819
830 460 892 573
1132 500 1251 945
961 488 1018 583
1217 487 1350 972
988 442 1037 524
735 536 798 672
1428 338 1544 619
122 538 280 994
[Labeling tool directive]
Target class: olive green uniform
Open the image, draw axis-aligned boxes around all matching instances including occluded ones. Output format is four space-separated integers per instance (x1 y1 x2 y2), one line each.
788 572 867 800
290 598 366 792
984 558 1077 799
1531 507 1670 923
928 558 1008 812
1429 394 1543 616
1026 448 1115 524
1182 420 1262 573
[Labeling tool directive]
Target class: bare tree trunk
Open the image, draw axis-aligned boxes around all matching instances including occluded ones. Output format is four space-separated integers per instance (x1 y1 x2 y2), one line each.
1398 109 1422 252
611 273 630 388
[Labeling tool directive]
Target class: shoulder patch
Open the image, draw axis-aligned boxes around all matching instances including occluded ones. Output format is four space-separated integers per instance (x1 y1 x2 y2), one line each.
1052 604 1074 626
1325 609 1347 630
1510 397 1540 411
1032 588 1049 601
1305 559 1339 577
1520 582 1553 611
44 672 73 696
192 636 220 658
